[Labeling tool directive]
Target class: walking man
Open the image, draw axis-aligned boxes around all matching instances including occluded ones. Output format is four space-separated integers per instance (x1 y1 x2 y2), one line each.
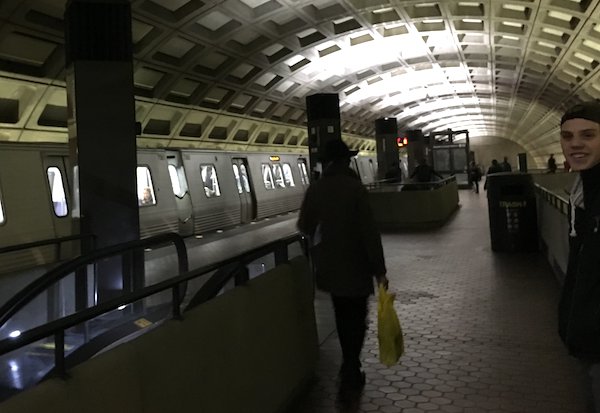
298 138 388 392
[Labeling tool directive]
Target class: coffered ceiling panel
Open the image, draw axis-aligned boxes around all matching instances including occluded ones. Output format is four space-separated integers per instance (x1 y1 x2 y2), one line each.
1 0 600 162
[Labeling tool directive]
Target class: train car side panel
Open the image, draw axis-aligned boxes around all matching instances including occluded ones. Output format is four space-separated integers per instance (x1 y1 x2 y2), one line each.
247 154 305 220
182 151 241 233
0 147 60 273
165 150 194 237
354 156 377 184
137 150 179 238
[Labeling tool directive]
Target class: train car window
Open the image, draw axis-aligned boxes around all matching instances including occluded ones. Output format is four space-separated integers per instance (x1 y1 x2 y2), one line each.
72 165 80 218
200 164 221 198
136 166 157 206
298 160 309 185
232 164 243 194
0 188 5 225
282 163 295 187
271 163 285 188
168 164 188 198
262 164 274 190
46 167 68 217
239 164 251 193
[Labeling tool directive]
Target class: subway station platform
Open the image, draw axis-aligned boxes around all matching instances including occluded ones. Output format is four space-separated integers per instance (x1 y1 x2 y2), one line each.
290 189 586 413
0 186 589 413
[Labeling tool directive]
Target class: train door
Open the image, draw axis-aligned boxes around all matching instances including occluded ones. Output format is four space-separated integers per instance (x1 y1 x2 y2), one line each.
368 159 376 182
166 151 194 236
42 154 71 239
231 158 256 223
350 158 360 177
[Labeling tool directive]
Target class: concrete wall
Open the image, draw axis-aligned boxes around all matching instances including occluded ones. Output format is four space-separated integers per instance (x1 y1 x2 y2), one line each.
469 136 535 171
0 256 318 413
532 171 576 197
537 194 570 284
532 172 575 285
368 181 459 229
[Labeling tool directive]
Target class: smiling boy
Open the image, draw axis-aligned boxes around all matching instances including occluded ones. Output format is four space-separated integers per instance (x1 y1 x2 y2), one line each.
559 102 600 412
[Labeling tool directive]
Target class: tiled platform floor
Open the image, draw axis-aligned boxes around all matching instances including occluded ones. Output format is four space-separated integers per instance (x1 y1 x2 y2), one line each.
290 189 587 413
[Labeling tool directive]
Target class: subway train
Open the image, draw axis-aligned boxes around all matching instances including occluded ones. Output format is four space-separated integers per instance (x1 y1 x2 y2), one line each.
0 142 377 275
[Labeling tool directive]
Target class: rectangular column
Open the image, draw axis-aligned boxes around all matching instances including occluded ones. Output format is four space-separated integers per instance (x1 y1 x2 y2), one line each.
306 93 341 180
65 0 140 302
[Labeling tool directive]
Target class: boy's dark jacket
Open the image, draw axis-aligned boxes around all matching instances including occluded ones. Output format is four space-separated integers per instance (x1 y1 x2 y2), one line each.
559 162 600 361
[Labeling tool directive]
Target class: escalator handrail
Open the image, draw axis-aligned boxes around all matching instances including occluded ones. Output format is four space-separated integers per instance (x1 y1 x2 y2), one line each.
0 233 304 357
0 232 188 330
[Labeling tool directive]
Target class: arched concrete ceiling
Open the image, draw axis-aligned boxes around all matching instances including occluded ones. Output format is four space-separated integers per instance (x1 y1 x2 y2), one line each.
1 0 600 160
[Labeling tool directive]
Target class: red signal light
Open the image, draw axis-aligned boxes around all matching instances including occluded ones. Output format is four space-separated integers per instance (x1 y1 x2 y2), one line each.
397 136 408 147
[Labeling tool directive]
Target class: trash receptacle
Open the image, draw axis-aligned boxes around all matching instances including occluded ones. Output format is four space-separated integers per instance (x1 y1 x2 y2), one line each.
486 172 538 252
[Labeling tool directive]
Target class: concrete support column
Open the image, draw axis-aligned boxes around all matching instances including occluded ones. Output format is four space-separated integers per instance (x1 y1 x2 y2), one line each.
306 93 341 181
375 118 398 180
518 153 528 172
65 0 140 303
406 129 427 177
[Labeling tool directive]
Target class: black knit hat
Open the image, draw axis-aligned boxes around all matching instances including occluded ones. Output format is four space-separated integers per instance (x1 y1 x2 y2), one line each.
561 101 600 125
322 139 358 162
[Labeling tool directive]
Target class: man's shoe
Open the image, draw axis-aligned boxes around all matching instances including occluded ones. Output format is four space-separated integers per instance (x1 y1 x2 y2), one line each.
341 369 365 389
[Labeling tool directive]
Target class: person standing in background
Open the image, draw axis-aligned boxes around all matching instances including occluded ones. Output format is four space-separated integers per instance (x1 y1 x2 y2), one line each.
501 156 512 172
486 159 503 175
410 158 443 182
558 101 600 413
384 160 403 183
484 159 503 190
468 160 482 193
547 154 558 173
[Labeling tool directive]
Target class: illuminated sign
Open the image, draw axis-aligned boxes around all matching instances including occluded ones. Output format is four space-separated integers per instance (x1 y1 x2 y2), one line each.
269 156 280 161
396 137 408 147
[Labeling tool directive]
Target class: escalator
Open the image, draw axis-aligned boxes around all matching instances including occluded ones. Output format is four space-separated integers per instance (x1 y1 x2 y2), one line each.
0 231 305 403
0 233 188 401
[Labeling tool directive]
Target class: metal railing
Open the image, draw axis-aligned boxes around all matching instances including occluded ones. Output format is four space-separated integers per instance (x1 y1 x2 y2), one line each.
184 233 305 311
0 232 188 331
365 175 456 192
534 184 569 216
0 232 305 379
0 234 95 261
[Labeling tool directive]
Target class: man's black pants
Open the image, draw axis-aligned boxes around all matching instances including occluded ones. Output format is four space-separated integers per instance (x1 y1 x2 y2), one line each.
331 295 369 373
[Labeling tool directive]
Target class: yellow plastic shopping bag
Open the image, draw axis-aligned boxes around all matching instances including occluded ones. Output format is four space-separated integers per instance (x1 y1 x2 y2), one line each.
377 284 404 367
